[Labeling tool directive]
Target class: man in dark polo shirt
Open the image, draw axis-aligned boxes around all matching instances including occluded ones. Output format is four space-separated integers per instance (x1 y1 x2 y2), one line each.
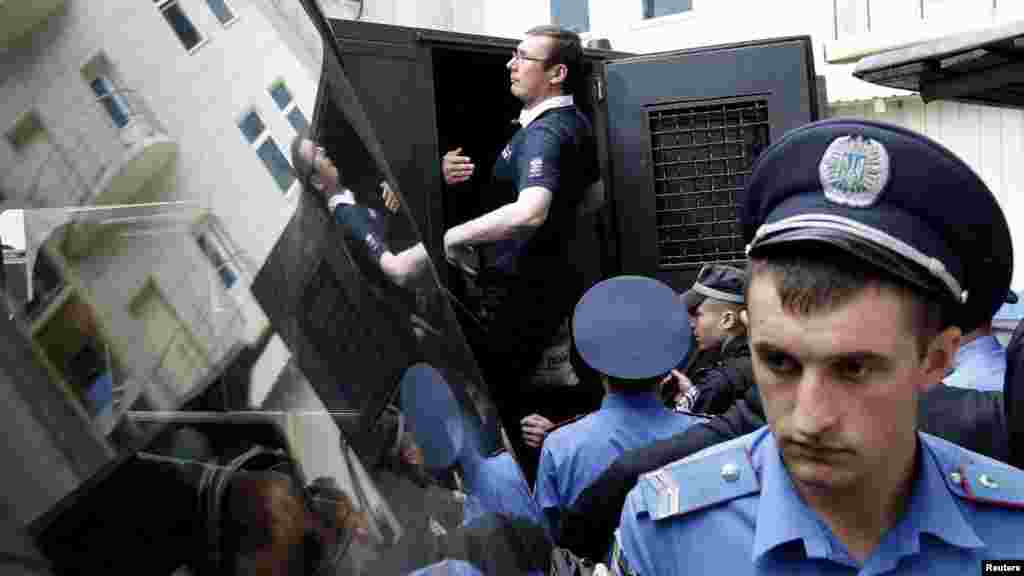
441 25 602 484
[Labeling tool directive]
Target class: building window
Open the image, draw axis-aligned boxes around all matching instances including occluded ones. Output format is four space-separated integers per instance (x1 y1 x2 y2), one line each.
238 109 295 193
6 111 46 154
196 233 238 289
205 0 238 25
269 80 309 133
89 76 132 129
834 0 871 39
551 0 590 33
643 0 692 19
82 53 138 131
155 0 204 51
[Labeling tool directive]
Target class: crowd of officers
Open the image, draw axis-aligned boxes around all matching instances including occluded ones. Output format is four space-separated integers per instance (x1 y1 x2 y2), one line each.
290 22 1024 576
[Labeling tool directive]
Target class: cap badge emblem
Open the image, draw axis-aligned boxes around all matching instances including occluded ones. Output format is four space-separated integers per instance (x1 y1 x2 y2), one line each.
819 135 890 208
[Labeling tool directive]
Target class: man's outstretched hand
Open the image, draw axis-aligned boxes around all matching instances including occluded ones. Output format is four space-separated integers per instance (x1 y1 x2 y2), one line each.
521 414 554 448
380 180 401 213
442 147 475 186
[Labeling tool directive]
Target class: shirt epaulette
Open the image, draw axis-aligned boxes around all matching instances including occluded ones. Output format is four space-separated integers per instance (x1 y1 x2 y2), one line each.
635 438 760 521
925 433 1024 510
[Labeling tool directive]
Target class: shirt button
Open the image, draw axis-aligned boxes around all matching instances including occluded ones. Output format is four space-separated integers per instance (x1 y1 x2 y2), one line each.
721 463 740 482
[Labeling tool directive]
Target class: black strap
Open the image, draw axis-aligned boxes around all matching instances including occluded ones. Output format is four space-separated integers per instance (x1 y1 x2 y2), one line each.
197 445 304 576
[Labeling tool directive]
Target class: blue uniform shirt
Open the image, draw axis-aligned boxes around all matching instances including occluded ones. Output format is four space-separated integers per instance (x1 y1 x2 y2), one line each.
943 335 1006 392
614 427 1024 575
406 559 482 576
462 450 547 533
536 392 700 536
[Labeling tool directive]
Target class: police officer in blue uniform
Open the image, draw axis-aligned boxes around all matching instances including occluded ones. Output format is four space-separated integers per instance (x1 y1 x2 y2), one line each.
400 363 547 531
943 291 1017 392
612 119 1024 575
536 276 701 540
401 363 551 575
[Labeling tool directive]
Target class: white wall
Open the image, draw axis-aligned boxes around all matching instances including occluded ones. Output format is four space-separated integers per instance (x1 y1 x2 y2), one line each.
832 97 1024 291
480 0 549 40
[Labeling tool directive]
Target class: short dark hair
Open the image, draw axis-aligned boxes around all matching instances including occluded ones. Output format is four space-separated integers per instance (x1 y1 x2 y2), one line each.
525 25 583 94
745 245 952 356
290 127 314 190
604 374 664 393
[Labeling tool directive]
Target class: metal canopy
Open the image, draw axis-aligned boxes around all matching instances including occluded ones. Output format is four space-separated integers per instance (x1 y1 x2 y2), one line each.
854 19 1024 108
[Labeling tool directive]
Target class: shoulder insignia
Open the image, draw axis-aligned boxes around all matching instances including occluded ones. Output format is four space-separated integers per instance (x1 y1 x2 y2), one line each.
944 460 1024 510
925 433 1024 510
637 442 759 521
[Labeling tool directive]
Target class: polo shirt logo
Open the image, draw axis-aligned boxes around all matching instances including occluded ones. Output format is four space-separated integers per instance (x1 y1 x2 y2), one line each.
819 135 890 208
529 157 544 178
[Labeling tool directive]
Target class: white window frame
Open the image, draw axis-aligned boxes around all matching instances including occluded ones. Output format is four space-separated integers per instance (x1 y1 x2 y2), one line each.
154 0 209 54
193 215 250 293
204 0 240 28
237 108 299 196
268 79 309 135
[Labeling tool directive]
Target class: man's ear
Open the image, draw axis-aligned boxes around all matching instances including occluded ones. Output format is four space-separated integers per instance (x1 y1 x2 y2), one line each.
918 325 962 392
720 310 736 331
549 63 568 86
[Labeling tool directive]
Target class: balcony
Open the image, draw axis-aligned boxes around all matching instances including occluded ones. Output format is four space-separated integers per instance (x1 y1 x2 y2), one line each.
0 0 65 51
84 86 178 207
5 83 176 211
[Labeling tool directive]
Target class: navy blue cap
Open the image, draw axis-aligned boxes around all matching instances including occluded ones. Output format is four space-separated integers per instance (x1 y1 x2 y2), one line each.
399 363 464 471
573 276 693 379
682 264 746 312
742 118 1012 333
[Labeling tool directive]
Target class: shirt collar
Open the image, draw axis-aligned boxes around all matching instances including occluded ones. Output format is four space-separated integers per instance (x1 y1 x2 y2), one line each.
518 95 574 128
856 436 983 573
327 187 356 212
600 391 665 412
944 335 1006 386
752 433 834 562
951 335 1004 367
901 435 984 550
751 432 984 564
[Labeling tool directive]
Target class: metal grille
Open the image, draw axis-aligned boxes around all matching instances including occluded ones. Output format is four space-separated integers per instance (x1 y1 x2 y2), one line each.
649 99 770 269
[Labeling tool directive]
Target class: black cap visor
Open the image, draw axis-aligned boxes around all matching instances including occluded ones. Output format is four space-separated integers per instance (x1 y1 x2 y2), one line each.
750 227 953 303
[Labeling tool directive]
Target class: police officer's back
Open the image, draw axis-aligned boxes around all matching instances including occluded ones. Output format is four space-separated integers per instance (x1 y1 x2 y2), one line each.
613 119 1024 574
535 276 701 539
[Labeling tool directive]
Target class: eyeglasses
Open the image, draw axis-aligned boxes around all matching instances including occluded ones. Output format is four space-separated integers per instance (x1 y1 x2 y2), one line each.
510 49 548 64
305 145 327 189
313 145 327 164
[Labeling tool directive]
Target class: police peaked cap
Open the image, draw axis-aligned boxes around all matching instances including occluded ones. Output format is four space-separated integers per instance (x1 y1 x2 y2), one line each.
573 275 694 380
682 264 746 312
742 118 1012 333
400 363 465 471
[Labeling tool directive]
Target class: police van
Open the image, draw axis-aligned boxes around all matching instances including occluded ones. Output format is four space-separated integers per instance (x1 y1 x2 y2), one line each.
2 0 832 573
